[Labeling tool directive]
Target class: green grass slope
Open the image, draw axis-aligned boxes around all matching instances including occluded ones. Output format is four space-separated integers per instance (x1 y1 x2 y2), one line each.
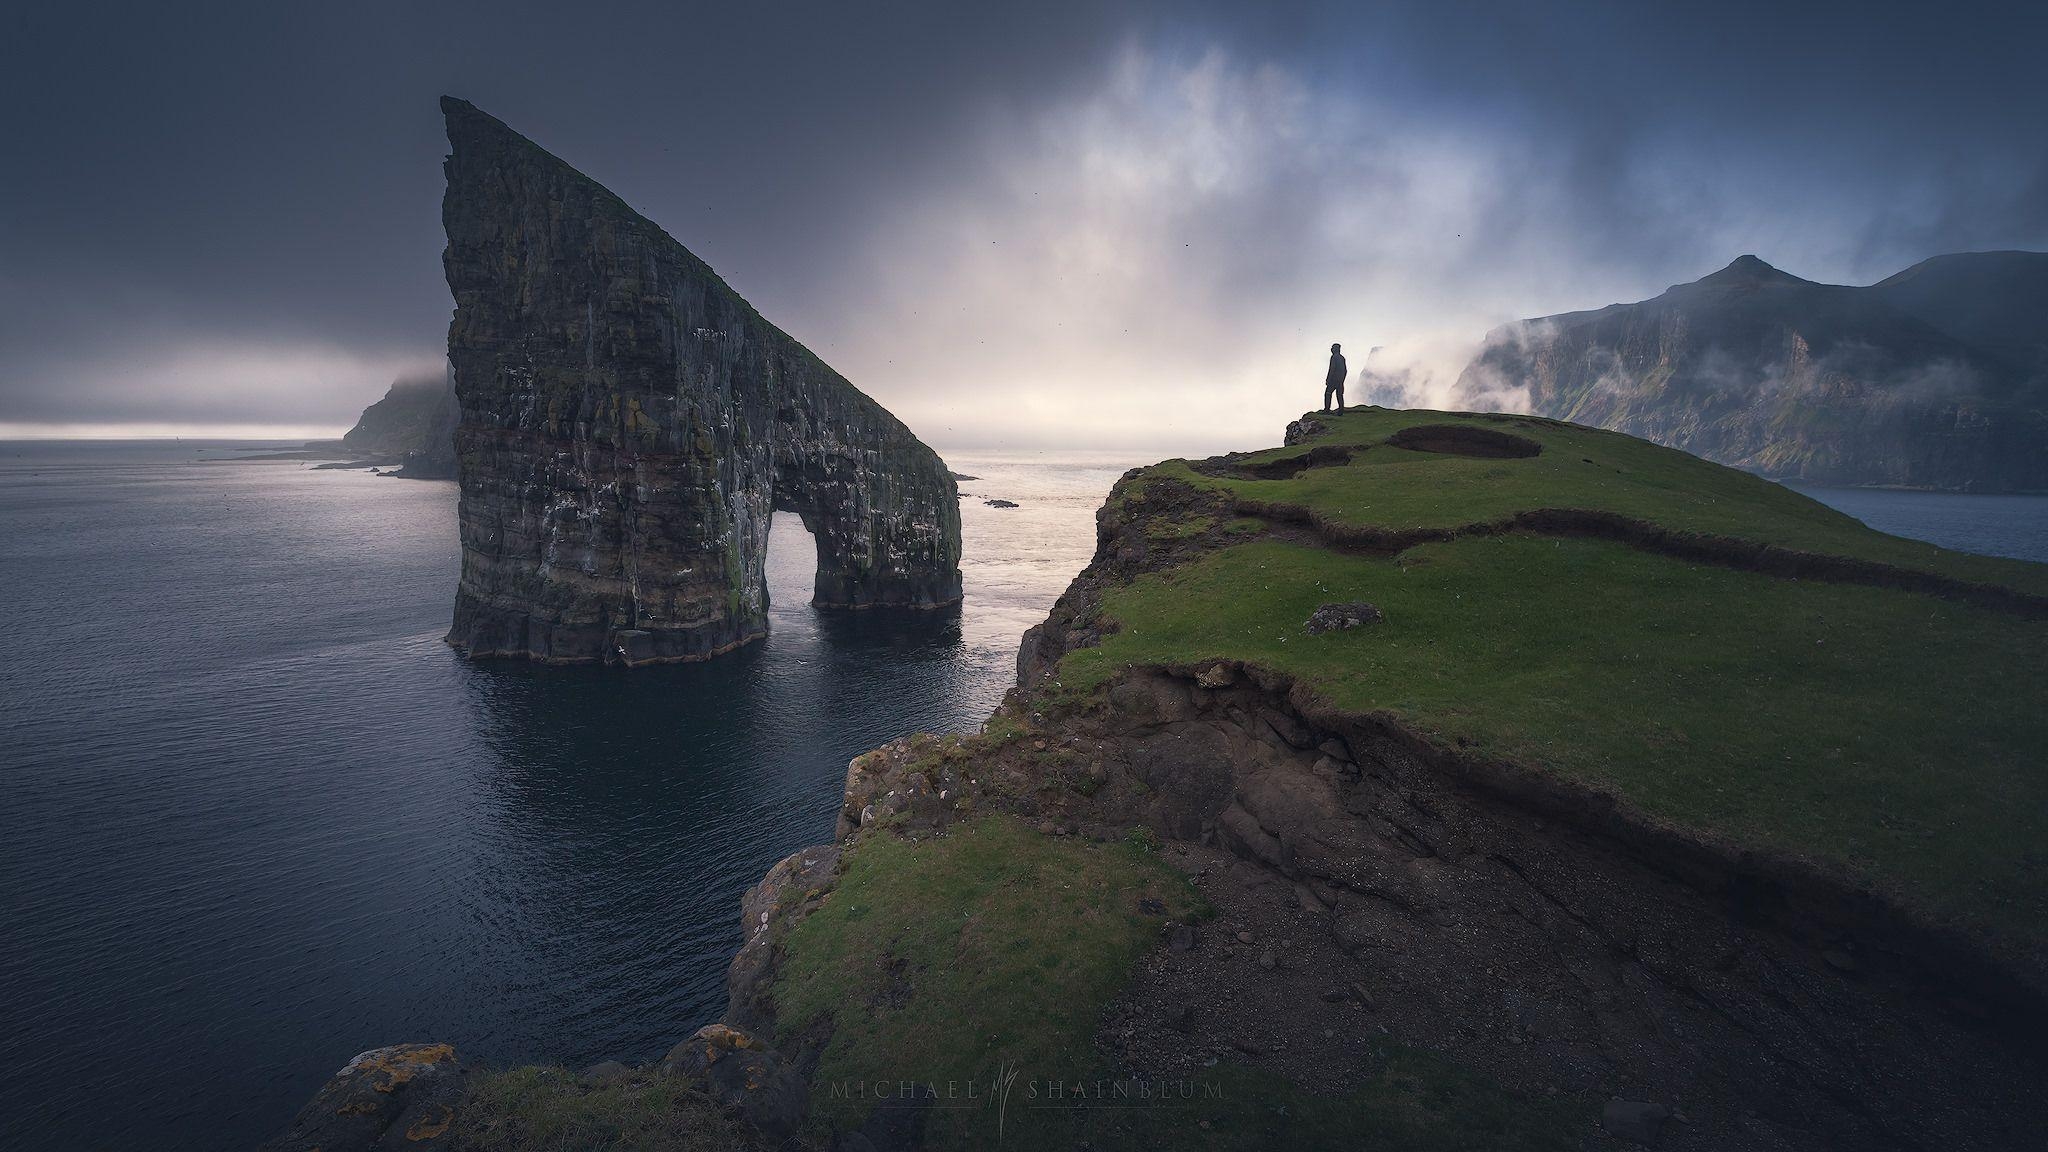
772 817 1204 1147
767 815 1591 1151
1065 407 2048 961
1155 407 2048 595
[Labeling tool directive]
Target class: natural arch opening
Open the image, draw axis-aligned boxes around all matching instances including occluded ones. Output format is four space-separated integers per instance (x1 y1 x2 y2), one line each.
763 511 824 616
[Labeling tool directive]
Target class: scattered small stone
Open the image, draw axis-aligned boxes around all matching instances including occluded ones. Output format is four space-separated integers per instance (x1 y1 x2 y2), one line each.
1037 820 1057 836
1348 981 1375 1008
1236 930 1255 945
1284 415 1327 444
1320 989 1349 1003
1195 663 1236 688
1230 1037 1266 1056
1169 1004 1195 1031
1601 1098 1672 1145
1166 924 1196 952
1258 951 1277 970
1305 601 1385 635
1139 896 1167 915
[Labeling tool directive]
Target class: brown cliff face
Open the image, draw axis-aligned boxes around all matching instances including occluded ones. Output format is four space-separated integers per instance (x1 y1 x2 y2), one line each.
439 98 961 664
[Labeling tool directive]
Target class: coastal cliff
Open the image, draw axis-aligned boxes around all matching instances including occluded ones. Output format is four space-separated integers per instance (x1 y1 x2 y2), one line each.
268 408 2048 1151
1455 252 2048 492
439 97 961 665
720 409 2048 1149
340 372 459 478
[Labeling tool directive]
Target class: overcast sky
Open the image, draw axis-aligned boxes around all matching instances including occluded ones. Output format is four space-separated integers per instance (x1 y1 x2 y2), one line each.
3 1 2043 449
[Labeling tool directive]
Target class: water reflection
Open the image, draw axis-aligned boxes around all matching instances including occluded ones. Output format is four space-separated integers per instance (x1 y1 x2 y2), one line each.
0 448 1125 1152
435 518 994 1074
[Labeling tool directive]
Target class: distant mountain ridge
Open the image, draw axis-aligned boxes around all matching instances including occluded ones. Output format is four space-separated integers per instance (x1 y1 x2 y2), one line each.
1454 251 2048 491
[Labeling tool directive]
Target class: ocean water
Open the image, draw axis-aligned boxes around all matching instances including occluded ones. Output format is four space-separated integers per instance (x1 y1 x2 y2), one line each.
0 443 2041 1151
1786 482 2048 565
0 441 1133 1152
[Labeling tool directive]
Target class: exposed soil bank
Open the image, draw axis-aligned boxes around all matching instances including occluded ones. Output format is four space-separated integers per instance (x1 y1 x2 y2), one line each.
1004 663 2048 1150
1230 498 2048 619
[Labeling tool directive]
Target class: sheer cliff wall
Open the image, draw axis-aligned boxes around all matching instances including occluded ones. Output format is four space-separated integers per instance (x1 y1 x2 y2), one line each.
439 98 961 664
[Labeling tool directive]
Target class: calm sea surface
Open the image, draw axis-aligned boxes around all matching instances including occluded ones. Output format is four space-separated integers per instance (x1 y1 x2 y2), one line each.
0 442 2041 1151
0 441 1133 1151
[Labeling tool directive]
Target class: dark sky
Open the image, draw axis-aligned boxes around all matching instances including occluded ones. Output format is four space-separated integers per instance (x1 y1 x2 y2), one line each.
3 1 2043 447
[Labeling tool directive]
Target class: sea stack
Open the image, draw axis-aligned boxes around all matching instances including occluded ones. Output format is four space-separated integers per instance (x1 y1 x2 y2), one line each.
438 97 962 664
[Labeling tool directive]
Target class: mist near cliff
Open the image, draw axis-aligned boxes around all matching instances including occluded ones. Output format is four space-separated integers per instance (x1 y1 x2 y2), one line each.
2 1 2043 448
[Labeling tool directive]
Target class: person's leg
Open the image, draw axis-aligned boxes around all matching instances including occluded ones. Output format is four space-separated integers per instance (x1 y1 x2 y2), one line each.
1323 383 1334 411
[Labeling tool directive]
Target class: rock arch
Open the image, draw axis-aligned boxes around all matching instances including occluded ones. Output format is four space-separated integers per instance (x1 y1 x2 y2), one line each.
439 98 961 664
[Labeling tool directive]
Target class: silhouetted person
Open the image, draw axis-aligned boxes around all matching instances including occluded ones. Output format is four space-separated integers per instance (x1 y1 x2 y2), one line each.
1323 343 1348 411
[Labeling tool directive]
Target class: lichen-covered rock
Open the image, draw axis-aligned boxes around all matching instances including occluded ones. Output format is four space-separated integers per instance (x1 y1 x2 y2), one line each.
1282 415 1327 445
258 1043 465 1152
660 1024 807 1142
725 842 841 1035
1304 601 1383 635
835 735 982 841
439 97 961 664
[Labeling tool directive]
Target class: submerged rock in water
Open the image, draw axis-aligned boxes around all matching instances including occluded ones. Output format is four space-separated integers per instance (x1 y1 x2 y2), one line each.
1602 1098 1673 1145
439 97 961 665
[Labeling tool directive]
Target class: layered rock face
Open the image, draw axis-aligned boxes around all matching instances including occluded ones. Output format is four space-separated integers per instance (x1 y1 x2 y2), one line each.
1456 252 2048 491
439 98 961 664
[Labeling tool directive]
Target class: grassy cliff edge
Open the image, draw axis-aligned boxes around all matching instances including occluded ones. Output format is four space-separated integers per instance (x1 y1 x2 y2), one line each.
266 407 2048 1152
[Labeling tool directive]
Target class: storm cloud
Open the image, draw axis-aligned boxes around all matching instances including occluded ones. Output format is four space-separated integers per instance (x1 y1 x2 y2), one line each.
2 0 2042 448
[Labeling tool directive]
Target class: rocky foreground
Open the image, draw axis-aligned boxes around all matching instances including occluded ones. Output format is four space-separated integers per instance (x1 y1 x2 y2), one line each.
269 407 2047 1151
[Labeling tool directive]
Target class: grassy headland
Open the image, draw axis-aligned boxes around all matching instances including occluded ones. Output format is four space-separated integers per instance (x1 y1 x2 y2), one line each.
1065 407 2048 955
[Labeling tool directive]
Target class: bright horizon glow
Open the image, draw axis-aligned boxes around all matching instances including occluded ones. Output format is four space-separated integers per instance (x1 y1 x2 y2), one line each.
0 423 351 442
